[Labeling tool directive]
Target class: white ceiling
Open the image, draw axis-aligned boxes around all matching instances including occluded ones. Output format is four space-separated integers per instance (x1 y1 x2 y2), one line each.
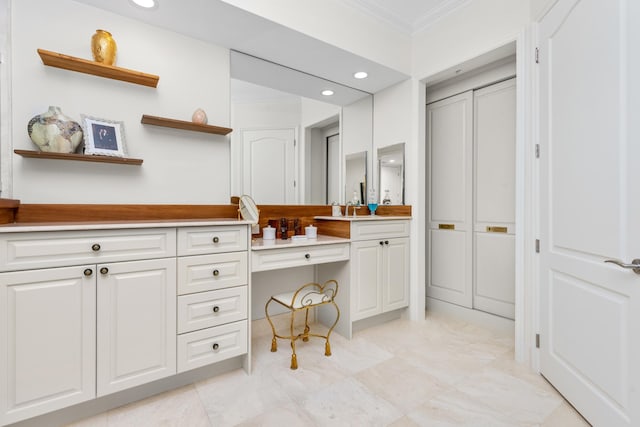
342 0 471 35
69 0 475 103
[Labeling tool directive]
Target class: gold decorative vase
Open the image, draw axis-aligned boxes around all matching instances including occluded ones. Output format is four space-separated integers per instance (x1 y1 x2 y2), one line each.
91 29 117 65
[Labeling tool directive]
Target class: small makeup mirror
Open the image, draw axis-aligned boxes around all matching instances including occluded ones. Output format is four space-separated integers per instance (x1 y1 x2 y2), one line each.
238 194 259 224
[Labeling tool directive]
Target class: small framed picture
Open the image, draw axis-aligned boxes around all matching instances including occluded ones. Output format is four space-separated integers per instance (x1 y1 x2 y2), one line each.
81 115 127 157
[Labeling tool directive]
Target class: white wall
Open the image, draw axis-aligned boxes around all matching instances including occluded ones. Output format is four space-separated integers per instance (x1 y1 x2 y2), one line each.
9 0 230 203
412 0 530 80
530 0 556 21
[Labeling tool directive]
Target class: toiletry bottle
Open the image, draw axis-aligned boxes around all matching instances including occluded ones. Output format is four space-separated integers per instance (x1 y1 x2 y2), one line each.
279 217 288 240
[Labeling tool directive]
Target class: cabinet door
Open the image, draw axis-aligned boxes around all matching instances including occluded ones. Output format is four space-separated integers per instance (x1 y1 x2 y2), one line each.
0 266 95 425
427 91 473 307
97 258 176 397
351 240 382 321
383 237 410 312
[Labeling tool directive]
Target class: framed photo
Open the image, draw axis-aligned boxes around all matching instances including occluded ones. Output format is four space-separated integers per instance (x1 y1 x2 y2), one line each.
81 115 127 157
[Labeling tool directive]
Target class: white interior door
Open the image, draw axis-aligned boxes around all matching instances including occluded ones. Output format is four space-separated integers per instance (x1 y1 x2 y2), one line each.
427 91 473 307
539 1 640 425
242 129 295 204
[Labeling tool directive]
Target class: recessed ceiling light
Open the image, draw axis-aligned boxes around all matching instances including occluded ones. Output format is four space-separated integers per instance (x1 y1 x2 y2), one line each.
354 71 368 79
130 0 157 9
389 159 395 163
321 90 334 96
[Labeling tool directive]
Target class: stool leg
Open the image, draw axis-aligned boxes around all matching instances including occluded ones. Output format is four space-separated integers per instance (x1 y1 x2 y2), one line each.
265 298 277 352
290 311 298 370
302 308 310 342
324 301 340 357
325 340 332 356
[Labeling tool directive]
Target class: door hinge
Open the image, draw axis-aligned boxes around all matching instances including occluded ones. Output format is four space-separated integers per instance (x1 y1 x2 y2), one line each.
535 47 539 64
535 239 540 253
293 180 296 187
535 144 540 158
536 333 540 348
294 139 297 147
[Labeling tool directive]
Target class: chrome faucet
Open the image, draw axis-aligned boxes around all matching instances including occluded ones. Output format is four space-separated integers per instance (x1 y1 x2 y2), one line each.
346 202 360 217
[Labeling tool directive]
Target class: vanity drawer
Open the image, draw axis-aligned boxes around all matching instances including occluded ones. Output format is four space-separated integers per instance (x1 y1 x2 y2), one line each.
0 228 176 272
350 220 410 241
177 252 248 295
177 320 248 373
177 226 248 256
252 242 349 272
177 286 248 333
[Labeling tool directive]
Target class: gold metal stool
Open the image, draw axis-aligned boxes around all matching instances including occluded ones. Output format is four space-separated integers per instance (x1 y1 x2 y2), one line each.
265 280 340 370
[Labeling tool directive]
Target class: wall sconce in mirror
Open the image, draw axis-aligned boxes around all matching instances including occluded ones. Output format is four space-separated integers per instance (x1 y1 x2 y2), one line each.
378 143 405 205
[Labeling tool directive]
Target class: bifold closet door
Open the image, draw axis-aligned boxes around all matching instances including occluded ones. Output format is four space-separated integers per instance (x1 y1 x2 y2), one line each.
472 78 516 319
427 91 473 308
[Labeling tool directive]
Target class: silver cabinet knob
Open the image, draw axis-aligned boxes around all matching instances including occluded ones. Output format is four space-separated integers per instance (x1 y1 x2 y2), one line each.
212 236 220 243
604 259 640 274
100 267 109 275
92 243 101 251
83 268 93 277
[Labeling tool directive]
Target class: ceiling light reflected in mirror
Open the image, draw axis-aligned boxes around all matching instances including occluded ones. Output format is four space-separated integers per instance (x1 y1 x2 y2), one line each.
321 90 334 96
354 71 368 79
129 0 157 9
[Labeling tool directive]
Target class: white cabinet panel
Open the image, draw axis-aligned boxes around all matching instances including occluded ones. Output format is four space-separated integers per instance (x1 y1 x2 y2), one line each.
474 78 516 225
178 226 247 256
0 229 176 272
351 240 383 320
428 229 471 307
177 286 248 334
0 267 95 425
177 320 248 373
350 220 409 241
383 238 410 311
97 258 176 397
251 243 349 272
177 252 247 295
427 91 473 224
473 232 515 319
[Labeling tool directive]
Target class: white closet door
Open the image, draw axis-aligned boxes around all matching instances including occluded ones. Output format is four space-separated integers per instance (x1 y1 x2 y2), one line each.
427 91 473 307
472 78 516 319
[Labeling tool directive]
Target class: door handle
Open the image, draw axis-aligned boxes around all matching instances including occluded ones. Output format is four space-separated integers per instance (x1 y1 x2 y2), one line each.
604 259 640 274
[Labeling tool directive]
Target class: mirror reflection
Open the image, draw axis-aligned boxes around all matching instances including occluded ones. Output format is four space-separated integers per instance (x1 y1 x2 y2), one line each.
344 151 367 205
230 51 373 205
378 143 405 205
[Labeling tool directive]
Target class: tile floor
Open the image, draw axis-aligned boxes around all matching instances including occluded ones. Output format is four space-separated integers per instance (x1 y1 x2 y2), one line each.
67 312 590 427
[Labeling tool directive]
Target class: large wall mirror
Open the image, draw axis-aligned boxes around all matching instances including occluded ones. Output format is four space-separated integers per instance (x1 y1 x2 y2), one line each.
377 143 405 205
230 51 373 205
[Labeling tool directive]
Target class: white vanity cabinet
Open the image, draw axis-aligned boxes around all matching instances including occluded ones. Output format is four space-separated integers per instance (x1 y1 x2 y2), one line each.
0 228 179 425
176 225 249 373
96 257 177 396
350 220 410 321
0 266 96 426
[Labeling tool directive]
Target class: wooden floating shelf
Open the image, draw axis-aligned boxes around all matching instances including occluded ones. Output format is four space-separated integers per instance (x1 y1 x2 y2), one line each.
14 150 143 165
141 115 232 135
37 49 159 88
